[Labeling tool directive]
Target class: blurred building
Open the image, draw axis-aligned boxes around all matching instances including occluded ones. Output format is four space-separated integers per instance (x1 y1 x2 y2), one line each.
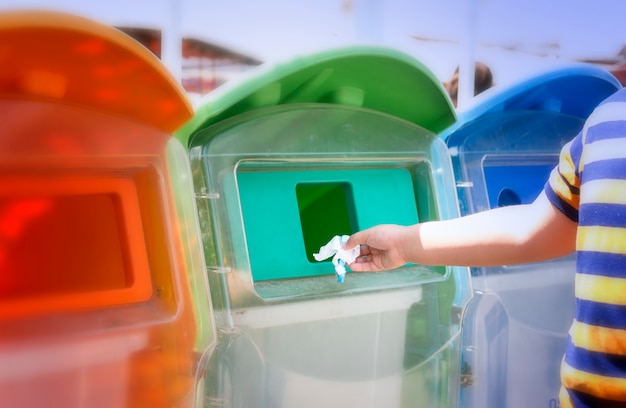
578 45 626 86
117 26 263 98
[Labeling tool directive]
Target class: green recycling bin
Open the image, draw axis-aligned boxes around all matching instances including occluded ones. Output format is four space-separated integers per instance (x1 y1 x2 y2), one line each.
177 46 472 408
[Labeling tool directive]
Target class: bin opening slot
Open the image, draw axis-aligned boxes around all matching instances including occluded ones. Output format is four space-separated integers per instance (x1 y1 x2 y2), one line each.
482 155 559 208
296 182 357 263
0 176 152 318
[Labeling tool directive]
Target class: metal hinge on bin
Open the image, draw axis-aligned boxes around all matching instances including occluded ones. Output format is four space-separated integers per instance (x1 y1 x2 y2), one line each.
196 191 220 199
205 266 231 274
460 361 475 387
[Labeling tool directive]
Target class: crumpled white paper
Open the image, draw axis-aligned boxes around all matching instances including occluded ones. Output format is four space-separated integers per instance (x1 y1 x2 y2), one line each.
313 235 360 283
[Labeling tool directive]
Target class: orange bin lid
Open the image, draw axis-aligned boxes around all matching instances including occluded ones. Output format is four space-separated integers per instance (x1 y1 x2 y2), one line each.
0 10 193 133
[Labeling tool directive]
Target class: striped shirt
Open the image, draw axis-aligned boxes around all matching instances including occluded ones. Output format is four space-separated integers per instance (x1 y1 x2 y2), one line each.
545 87 626 407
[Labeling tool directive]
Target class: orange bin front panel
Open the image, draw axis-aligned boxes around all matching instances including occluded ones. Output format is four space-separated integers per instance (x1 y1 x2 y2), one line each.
0 99 208 408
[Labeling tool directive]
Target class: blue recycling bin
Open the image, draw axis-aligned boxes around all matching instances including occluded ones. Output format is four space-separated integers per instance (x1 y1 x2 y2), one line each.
441 65 622 408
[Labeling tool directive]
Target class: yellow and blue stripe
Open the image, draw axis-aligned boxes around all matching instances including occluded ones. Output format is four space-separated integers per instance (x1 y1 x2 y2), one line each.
546 87 626 406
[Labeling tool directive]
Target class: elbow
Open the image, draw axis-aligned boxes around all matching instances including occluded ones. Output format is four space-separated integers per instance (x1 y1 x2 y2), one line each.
513 207 577 262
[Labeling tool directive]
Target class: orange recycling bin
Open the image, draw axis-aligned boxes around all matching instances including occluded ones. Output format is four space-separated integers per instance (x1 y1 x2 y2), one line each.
0 10 214 408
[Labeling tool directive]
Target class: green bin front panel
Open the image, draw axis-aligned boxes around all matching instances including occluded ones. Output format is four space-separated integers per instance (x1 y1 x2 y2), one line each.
238 167 418 281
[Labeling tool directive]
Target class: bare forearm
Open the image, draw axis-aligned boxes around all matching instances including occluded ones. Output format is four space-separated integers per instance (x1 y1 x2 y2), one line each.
347 192 577 272
400 196 577 267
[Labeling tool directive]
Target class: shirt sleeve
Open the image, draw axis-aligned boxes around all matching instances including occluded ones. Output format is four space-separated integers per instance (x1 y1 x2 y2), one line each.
544 132 582 222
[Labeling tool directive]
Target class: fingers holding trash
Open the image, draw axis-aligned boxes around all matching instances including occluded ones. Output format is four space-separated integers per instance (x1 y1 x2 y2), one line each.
344 224 410 272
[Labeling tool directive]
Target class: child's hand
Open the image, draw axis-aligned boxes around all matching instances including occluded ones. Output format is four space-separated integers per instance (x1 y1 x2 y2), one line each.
344 224 409 272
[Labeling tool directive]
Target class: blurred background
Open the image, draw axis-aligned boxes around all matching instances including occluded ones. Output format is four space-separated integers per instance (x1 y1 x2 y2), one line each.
2 0 625 106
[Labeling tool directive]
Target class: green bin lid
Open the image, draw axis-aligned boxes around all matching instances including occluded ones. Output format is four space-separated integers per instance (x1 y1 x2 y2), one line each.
176 46 456 147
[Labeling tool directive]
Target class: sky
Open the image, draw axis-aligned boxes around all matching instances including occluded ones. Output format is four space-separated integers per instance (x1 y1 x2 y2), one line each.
1 0 625 103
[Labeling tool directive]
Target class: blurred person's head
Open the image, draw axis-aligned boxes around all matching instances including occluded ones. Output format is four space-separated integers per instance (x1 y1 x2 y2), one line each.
445 61 494 107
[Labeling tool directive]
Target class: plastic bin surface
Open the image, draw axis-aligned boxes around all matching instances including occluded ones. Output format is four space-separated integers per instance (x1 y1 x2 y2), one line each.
180 47 472 407
440 65 622 408
0 11 214 408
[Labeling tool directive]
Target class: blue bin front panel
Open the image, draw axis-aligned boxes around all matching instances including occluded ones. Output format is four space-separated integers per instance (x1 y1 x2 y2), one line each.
448 110 584 215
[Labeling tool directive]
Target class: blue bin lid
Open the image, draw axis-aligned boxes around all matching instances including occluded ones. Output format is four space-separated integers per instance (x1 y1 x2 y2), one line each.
442 63 622 141
441 64 622 215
